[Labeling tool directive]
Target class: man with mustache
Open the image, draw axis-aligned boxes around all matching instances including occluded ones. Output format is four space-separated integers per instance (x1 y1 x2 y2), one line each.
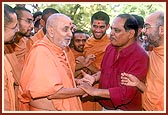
78 14 149 111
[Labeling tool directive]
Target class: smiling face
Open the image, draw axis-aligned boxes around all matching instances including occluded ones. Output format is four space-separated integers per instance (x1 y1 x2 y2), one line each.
91 20 109 40
73 33 87 52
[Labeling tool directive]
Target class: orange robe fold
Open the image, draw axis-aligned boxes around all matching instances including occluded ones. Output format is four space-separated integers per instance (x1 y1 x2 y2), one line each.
84 34 110 70
14 37 28 69
4 44 22 111
19 36 82 111
65 46 76 74
30 28 44 44
82 34 110 111
142 44 164 111
71 48 84 58
4 56 16 111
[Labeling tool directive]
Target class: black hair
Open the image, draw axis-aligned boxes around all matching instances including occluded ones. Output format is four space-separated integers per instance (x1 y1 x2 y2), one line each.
42 8 59 21
91 11 110 25
69 30 86 48
33 11 42 20
34 19 41 28
117 14 138 38
131 14 144 28
14 6 31 19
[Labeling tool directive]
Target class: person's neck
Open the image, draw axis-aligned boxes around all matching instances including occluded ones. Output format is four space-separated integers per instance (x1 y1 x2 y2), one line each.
14 32 24 43
116 40 135 52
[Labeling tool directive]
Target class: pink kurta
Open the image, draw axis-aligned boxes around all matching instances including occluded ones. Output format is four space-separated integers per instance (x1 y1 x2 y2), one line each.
19 36 82 111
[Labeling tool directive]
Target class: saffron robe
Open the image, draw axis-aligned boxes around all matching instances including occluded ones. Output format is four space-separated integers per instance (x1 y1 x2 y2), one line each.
19 36 82 111
4 44 22 111
142 44 164 111
84 34 110 70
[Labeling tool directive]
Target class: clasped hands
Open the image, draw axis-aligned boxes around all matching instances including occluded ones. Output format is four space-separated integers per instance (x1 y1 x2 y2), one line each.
75 70 97 97
75 54 96 67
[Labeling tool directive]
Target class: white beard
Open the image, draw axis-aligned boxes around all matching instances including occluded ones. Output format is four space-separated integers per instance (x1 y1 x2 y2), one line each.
59 40 70 49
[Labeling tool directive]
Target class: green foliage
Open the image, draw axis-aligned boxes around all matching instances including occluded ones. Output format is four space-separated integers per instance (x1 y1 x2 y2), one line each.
8 2 165 35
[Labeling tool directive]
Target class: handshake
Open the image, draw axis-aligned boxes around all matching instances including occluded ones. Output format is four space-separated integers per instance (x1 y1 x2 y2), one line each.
75 70 101 97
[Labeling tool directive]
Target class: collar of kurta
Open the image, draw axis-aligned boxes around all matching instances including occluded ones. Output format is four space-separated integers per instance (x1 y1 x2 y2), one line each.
113 42 139 58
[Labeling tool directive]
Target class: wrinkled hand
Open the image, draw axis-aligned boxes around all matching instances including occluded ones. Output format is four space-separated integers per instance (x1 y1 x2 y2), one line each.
75 78 84 85
81 70 95 85
78 82 95 96
121 72 140 86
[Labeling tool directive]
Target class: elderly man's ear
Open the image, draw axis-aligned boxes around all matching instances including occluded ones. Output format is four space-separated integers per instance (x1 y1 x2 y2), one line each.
159 25 164 37
47 26 54 38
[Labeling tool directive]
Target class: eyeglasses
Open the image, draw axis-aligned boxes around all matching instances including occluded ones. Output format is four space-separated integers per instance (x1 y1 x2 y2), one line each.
18 18 34 24
143 24 158 32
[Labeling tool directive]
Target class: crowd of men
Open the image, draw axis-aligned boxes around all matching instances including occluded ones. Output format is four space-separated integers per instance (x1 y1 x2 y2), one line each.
3 4 164 111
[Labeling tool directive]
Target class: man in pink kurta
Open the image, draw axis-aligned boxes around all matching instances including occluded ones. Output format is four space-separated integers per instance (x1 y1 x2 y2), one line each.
19 13 83 111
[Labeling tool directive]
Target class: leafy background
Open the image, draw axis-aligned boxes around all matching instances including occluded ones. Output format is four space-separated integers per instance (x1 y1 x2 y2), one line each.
8 2 165 35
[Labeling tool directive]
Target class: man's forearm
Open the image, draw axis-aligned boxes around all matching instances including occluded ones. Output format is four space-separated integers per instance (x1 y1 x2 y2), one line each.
92 71 101 82
93 89 110 98
87 64 99 73
47 87 84 99
136 81 146 92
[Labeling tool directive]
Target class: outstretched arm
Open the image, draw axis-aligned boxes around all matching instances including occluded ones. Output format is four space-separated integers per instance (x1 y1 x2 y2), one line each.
78 82 110 98
47 87 85 99
75 70 101 85
121 72 146 92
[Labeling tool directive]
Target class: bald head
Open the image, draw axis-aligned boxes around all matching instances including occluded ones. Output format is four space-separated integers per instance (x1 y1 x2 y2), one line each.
46 13 73 49
147 11 164 26
46 13 71 29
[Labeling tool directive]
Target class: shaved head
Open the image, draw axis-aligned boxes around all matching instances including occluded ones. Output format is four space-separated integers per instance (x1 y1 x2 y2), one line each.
46 13 71 29
46 13 73 49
